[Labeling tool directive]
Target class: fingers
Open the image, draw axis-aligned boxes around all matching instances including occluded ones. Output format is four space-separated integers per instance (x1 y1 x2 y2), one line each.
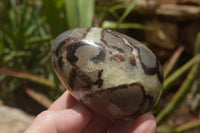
27 90 156 133
25 103 91 133
109 113 156 133
81 112 111 133
49 91 78 110
110 120 135 133
130 113 156 133
47 90 111 133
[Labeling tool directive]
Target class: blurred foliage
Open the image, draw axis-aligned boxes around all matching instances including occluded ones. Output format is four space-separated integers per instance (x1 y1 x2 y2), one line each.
42 0 94 37
0 0 53 99
0 0 50 70
0 0 200 132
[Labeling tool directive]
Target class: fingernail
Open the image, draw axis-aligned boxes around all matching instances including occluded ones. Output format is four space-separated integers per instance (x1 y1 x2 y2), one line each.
143 114 156 133
147 120 156 133
131 113 156 133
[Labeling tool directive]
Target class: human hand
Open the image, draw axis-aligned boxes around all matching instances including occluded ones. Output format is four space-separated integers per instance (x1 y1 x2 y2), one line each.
24 91 156 133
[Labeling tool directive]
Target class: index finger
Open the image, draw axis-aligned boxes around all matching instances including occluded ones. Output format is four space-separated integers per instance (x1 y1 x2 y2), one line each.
49 90 78 110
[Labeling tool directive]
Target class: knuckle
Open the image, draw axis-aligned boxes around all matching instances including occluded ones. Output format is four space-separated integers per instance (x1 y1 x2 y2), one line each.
37 110 54 122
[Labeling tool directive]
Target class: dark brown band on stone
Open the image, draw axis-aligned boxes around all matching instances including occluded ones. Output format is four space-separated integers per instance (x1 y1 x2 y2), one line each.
82 82 145 100
82 27 91 39
58 56 63 70
65 42 85 64
141 62 157 75
105 29 134 51
90 47 106 64
111 54 126 62
68 68 77 89
129 55 137 66
94 69 104 88
156 59 164 83
55 40 66 57
73 65 93 85
101 29 126 53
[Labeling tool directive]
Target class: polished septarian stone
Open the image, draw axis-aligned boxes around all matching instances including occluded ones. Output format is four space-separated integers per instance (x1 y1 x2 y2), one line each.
51 27 163 120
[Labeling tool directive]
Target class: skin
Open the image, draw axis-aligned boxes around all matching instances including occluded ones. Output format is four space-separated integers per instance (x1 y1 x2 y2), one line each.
24 91 156 133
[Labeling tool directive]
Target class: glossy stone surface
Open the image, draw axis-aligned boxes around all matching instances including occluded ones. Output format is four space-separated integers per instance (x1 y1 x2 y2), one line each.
51 27 163 120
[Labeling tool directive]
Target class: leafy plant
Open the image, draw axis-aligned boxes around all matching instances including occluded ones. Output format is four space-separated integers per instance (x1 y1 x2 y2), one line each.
0 0 52 99
42 0 95 37
156 33 200 132
97 0 153 30
0 0 50 71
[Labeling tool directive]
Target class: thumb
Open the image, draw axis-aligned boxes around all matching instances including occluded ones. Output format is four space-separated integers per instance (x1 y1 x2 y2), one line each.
25 103 91 133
